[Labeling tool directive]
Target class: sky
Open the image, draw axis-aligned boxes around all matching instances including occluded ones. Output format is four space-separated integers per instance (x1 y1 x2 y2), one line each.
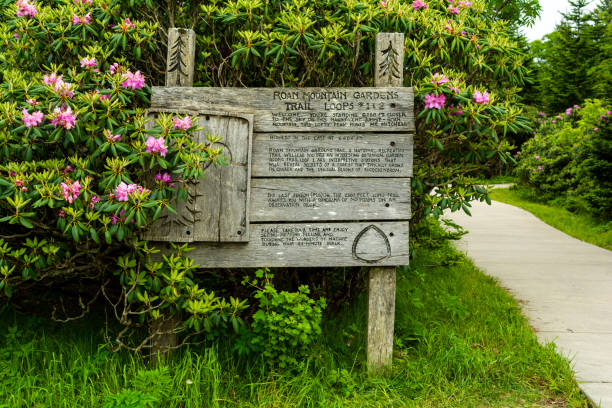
521 0 600 42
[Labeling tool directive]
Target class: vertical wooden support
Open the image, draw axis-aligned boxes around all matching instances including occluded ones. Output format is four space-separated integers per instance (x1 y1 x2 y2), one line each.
150 28 197 360
166 28 196 87
367 32 405 373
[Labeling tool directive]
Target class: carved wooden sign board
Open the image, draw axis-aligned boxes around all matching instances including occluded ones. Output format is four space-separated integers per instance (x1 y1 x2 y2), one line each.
145 30 414 269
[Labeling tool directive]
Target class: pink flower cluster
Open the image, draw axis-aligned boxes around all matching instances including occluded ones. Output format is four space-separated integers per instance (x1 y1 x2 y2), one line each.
412 0 428 10
26 98 39 106
173 116 192 130
16 0 37 18
89 195 100 209
424 93 446 109
448 5 460 14
121 70 146 90
73 0 92 4
473 90 490 104
155 172 172 183
145 136 168 157
61 180 81 203
431 73 449 85
120 18 135 32
44 73 75 98
109 63 119 74
72 13 91 25
22 109 44 127
50 106 77 130
115 182 148 202
104 129 120 142
80 57 97 69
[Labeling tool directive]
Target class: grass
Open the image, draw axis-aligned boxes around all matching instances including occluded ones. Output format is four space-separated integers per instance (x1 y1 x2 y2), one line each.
490 186 612 251
0 231 589 407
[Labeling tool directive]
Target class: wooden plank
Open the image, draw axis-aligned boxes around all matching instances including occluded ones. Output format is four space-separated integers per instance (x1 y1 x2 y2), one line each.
376 33 404 87
166 28 196 87
250 178 411 222
141 109 253 243
251 133 413 177
367 267 397 373
150 87 415 132
155 222 409 268
367 32 406 374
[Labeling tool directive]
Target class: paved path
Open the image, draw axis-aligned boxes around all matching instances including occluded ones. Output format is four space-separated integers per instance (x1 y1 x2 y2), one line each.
448 199 612 407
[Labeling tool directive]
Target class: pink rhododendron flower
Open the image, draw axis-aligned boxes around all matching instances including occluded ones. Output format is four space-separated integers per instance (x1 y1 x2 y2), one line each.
458 0 472 7
450 86 460 93
43 72 62 86
535 155 540 160
145 136 168 157
378 0 387 6
109 63 119 74
59 210 66 218
120 18 135 32
50 106 77 130
607 111 612 116
472 90 490 104
115 182 148 202
80 57 97 69
574 105 580 109
22 109 44 127
121 70 146 90
54 80 75 99
65 165 74 173
89 195 100 209
594 127 599 131
173 116 192 130
412 0 428 9
145 136 166 154
14 179 24 187
431 73 449 85
155 172 172 183
104 129 121 142
110 214 118 224
72 13 91 25
537 166 543 171
99 94 110 102
448 5 460 14
61 180 81 204
16 0 37 18
14 33 19 39
565 108 572 115
424 93 446 109
26 98 39 106
73 0 92 4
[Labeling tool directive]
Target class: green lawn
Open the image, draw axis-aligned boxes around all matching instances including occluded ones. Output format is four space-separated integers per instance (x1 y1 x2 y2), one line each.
0 232 588 407
490 187 612 251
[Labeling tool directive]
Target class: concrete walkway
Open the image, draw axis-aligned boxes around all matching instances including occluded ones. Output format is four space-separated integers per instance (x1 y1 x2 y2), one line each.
448 199 612 407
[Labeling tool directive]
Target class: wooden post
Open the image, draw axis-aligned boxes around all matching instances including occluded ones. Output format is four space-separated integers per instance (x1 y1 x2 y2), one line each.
150 28 197 359
367 32 405 373
166 28 196 87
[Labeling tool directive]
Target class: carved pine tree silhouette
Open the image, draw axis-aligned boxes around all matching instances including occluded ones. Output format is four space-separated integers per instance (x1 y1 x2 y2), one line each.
168 35 188 86
379 40 401 82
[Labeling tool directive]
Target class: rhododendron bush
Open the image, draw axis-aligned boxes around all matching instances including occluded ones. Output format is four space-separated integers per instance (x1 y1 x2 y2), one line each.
0 0 247 352
187 0 530 219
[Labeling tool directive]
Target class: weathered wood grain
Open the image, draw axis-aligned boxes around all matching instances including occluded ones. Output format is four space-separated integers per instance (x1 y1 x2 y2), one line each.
166 28 196 87
367 32 406 374
367 266 397 373
251 133 413 177
141 109 253 243
376 33 404 87
250 178 411 222
150 87 415 132
155 222 409 268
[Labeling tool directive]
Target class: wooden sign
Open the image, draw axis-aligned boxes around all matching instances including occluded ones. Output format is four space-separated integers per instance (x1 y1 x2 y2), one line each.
148 87 414 266
149 30 411 371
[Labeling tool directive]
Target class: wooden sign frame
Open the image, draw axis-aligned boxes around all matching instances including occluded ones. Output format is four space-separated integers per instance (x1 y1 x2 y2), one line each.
151 28 411 372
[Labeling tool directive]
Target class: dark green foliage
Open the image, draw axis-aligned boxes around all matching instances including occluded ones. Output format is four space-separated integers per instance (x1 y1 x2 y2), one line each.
529 0 612 112
516 99 612 219
242 269 326 369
